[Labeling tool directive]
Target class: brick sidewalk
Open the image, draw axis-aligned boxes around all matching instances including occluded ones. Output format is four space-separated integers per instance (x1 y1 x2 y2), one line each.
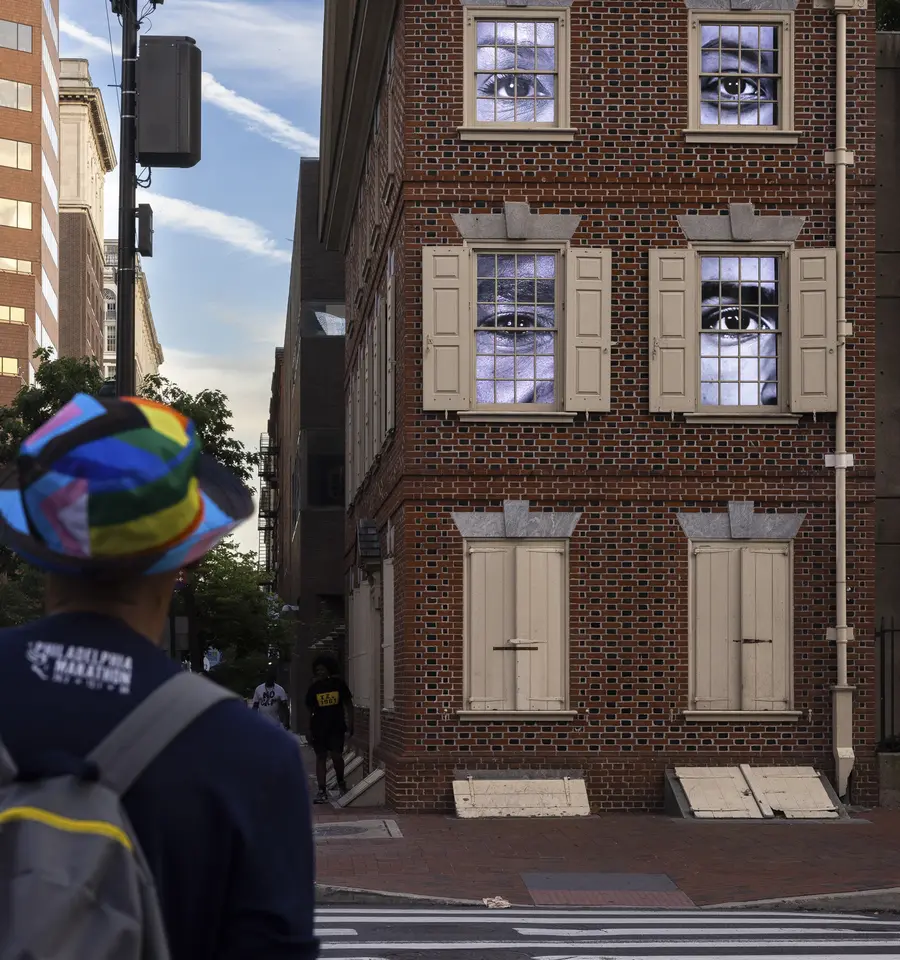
313 807 900 906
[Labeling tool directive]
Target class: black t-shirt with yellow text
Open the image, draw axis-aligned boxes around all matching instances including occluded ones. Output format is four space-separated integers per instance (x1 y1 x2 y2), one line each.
305 677 352 735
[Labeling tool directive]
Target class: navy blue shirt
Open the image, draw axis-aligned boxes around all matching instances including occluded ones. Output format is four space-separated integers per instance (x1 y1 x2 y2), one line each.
0 612 318 960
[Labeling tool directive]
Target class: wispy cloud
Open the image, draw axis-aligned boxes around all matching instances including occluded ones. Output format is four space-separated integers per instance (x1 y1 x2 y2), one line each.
143 193 292 262
58 16 318 154
202 74 318 153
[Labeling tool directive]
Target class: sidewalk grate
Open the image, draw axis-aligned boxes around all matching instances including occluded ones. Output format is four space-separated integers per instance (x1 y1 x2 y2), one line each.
314 819 402 842
523 872 695 907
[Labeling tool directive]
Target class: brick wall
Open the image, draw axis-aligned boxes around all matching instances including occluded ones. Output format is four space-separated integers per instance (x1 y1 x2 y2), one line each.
336 0 878 810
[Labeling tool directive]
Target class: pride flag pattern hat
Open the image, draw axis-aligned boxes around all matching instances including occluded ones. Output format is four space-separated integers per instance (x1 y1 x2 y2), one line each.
0 393 254 576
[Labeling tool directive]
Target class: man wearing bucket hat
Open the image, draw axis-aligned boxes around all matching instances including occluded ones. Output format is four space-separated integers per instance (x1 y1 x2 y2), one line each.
0 394 317 959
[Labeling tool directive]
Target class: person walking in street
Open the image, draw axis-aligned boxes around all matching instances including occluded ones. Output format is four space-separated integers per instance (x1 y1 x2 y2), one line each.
0 394 318 960
305 655 354 803
252 665 290 728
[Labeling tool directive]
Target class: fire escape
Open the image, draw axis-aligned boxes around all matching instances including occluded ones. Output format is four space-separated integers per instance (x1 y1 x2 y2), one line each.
257 433 278 585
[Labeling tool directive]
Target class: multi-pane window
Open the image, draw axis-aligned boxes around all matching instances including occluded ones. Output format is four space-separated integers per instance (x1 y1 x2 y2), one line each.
688 13 793 138
0 78 32 112
700 255 780 408
0 257 31 274
699 24 779 127
475 252 557 405
0 358 19 377
0 19 33 54
0 305 25 324
106 320 116 353
0 138 32 170
474 20 557 124
0 198 32 230
462 7 571 137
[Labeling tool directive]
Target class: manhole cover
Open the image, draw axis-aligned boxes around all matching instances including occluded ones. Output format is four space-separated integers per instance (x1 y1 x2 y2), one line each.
314 818 402 841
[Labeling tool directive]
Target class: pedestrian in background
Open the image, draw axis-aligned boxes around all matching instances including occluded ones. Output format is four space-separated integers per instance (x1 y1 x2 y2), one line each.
252 665 291 728
306 655 354 803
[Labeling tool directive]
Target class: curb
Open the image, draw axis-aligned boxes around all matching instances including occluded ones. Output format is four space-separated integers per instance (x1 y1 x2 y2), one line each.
316 883 488 907
707 887 900 914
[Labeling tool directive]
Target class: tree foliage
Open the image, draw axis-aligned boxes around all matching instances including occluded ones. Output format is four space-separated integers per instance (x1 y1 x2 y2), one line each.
879 0 900 30
142 374 256 485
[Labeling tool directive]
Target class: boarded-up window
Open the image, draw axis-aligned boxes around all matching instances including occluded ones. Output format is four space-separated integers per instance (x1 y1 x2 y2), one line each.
691 541 792 712
465 540 567 712
348 580 373 709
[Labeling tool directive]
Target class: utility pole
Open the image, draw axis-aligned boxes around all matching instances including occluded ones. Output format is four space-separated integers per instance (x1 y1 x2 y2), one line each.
114 0 139 397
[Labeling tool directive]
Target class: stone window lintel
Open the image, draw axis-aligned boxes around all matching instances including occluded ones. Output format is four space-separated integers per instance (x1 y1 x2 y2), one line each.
453 202 582 243
453 499 582 539
677 202 806 244
677 501 805 541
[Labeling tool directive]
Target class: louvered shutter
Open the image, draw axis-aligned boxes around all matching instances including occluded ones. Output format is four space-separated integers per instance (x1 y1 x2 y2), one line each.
564 248 612 412
422 246 471 411
649 249 697 412
382 558 395 710
386 263 396 431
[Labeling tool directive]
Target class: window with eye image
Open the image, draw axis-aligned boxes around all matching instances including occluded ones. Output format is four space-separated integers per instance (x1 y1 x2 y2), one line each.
476 252 557 406
700 255 780 408
699 23 780 127
474 19 557 125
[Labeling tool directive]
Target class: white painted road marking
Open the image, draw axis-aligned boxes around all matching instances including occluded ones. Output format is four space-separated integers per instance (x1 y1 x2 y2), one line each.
319 940 900 951
315 928 359 937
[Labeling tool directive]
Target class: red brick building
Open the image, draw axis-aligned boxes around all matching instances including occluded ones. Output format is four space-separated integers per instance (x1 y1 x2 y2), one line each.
317 0 877 811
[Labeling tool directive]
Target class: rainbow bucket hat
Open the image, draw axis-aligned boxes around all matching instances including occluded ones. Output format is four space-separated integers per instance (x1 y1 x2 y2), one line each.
0 393 254 576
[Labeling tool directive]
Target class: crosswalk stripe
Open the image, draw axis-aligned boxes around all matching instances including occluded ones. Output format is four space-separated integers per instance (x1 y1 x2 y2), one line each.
315 929 359 936
511 925 888 937
318 941 900 951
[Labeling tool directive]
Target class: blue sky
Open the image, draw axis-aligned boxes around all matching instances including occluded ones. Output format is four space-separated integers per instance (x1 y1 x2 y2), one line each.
59 0 323 551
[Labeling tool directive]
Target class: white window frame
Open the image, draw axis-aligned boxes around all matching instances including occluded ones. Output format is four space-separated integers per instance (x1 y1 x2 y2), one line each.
686 10 796 145
460 4 573 142
461 537 574 719
686 538 800 722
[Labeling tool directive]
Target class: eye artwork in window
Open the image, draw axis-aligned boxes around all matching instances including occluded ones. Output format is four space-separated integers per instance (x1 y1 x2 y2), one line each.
700 24 779 126
476 253 556 405
700 256 779 407
475 20 557 124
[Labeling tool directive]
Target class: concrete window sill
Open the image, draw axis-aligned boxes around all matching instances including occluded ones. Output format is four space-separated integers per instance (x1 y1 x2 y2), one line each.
457 411 578 424
458 126 577 143
458 710 578 721
682 414 801 426
682 710 803 723
684 129 800 146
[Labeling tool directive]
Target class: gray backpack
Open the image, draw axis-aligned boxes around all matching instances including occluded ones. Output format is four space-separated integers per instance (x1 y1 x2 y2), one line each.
0 671 237 960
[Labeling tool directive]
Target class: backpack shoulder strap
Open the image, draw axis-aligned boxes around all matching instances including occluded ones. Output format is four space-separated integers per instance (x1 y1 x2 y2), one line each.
88 672 239 796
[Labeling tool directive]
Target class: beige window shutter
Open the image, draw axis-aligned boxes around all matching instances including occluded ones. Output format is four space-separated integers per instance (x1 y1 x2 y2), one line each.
363 336 371 470
382 558 395 709
346 394 353 503
354 368 362 491
692 545 741 711
740 545 792 712
373 299 382 453
421 246 471 411
789 248 838 414
465 544 516 710
514 544 567 711
564 248 612 413
648 249 697 412
386 273 396 431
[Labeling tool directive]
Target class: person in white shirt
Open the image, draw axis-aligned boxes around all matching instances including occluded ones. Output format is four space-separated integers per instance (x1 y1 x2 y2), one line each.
252 667 290 728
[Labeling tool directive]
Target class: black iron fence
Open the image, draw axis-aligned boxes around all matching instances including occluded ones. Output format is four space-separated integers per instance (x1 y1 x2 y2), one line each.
878 619 900 746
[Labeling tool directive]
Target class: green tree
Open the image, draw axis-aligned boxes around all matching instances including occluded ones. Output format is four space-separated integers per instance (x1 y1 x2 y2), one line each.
879 0 900 30
142 374 256 484
177 540 288 692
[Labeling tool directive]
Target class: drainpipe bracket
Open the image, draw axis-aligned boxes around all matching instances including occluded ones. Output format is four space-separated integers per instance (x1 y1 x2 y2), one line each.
837 321 854 337
825 453 854 468
814 0 867 9
824 149 855 165
826 626 856 644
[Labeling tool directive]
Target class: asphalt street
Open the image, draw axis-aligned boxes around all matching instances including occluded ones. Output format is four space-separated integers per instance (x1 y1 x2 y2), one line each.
313 906 900 959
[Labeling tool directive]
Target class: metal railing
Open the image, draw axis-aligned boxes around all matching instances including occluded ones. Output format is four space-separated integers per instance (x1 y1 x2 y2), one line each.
878 619 900 746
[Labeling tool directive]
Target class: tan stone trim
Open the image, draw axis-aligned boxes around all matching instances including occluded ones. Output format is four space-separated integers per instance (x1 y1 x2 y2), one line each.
681 710 803 722
458 711 578 720
59 90 116 172
684 130 799 146
458 126 577 142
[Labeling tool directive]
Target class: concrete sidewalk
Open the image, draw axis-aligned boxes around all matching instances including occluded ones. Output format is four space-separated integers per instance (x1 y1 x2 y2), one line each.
312 806 900 910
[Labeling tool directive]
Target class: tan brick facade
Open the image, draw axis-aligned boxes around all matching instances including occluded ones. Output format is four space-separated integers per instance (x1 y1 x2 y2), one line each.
320 0 878 811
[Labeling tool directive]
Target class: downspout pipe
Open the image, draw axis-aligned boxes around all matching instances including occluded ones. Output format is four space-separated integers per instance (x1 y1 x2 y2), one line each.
830 4 856 800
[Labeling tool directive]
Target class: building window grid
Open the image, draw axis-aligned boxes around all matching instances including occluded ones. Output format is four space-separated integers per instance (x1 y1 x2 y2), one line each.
0 138 32 171
0 357 19 377
0 78 32 112
0 20 33 54
0 198 32 230
0 305 25 324
0 258 31 275
700 253 781 409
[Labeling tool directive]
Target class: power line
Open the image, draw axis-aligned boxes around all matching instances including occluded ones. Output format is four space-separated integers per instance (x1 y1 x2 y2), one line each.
103 0 121 121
